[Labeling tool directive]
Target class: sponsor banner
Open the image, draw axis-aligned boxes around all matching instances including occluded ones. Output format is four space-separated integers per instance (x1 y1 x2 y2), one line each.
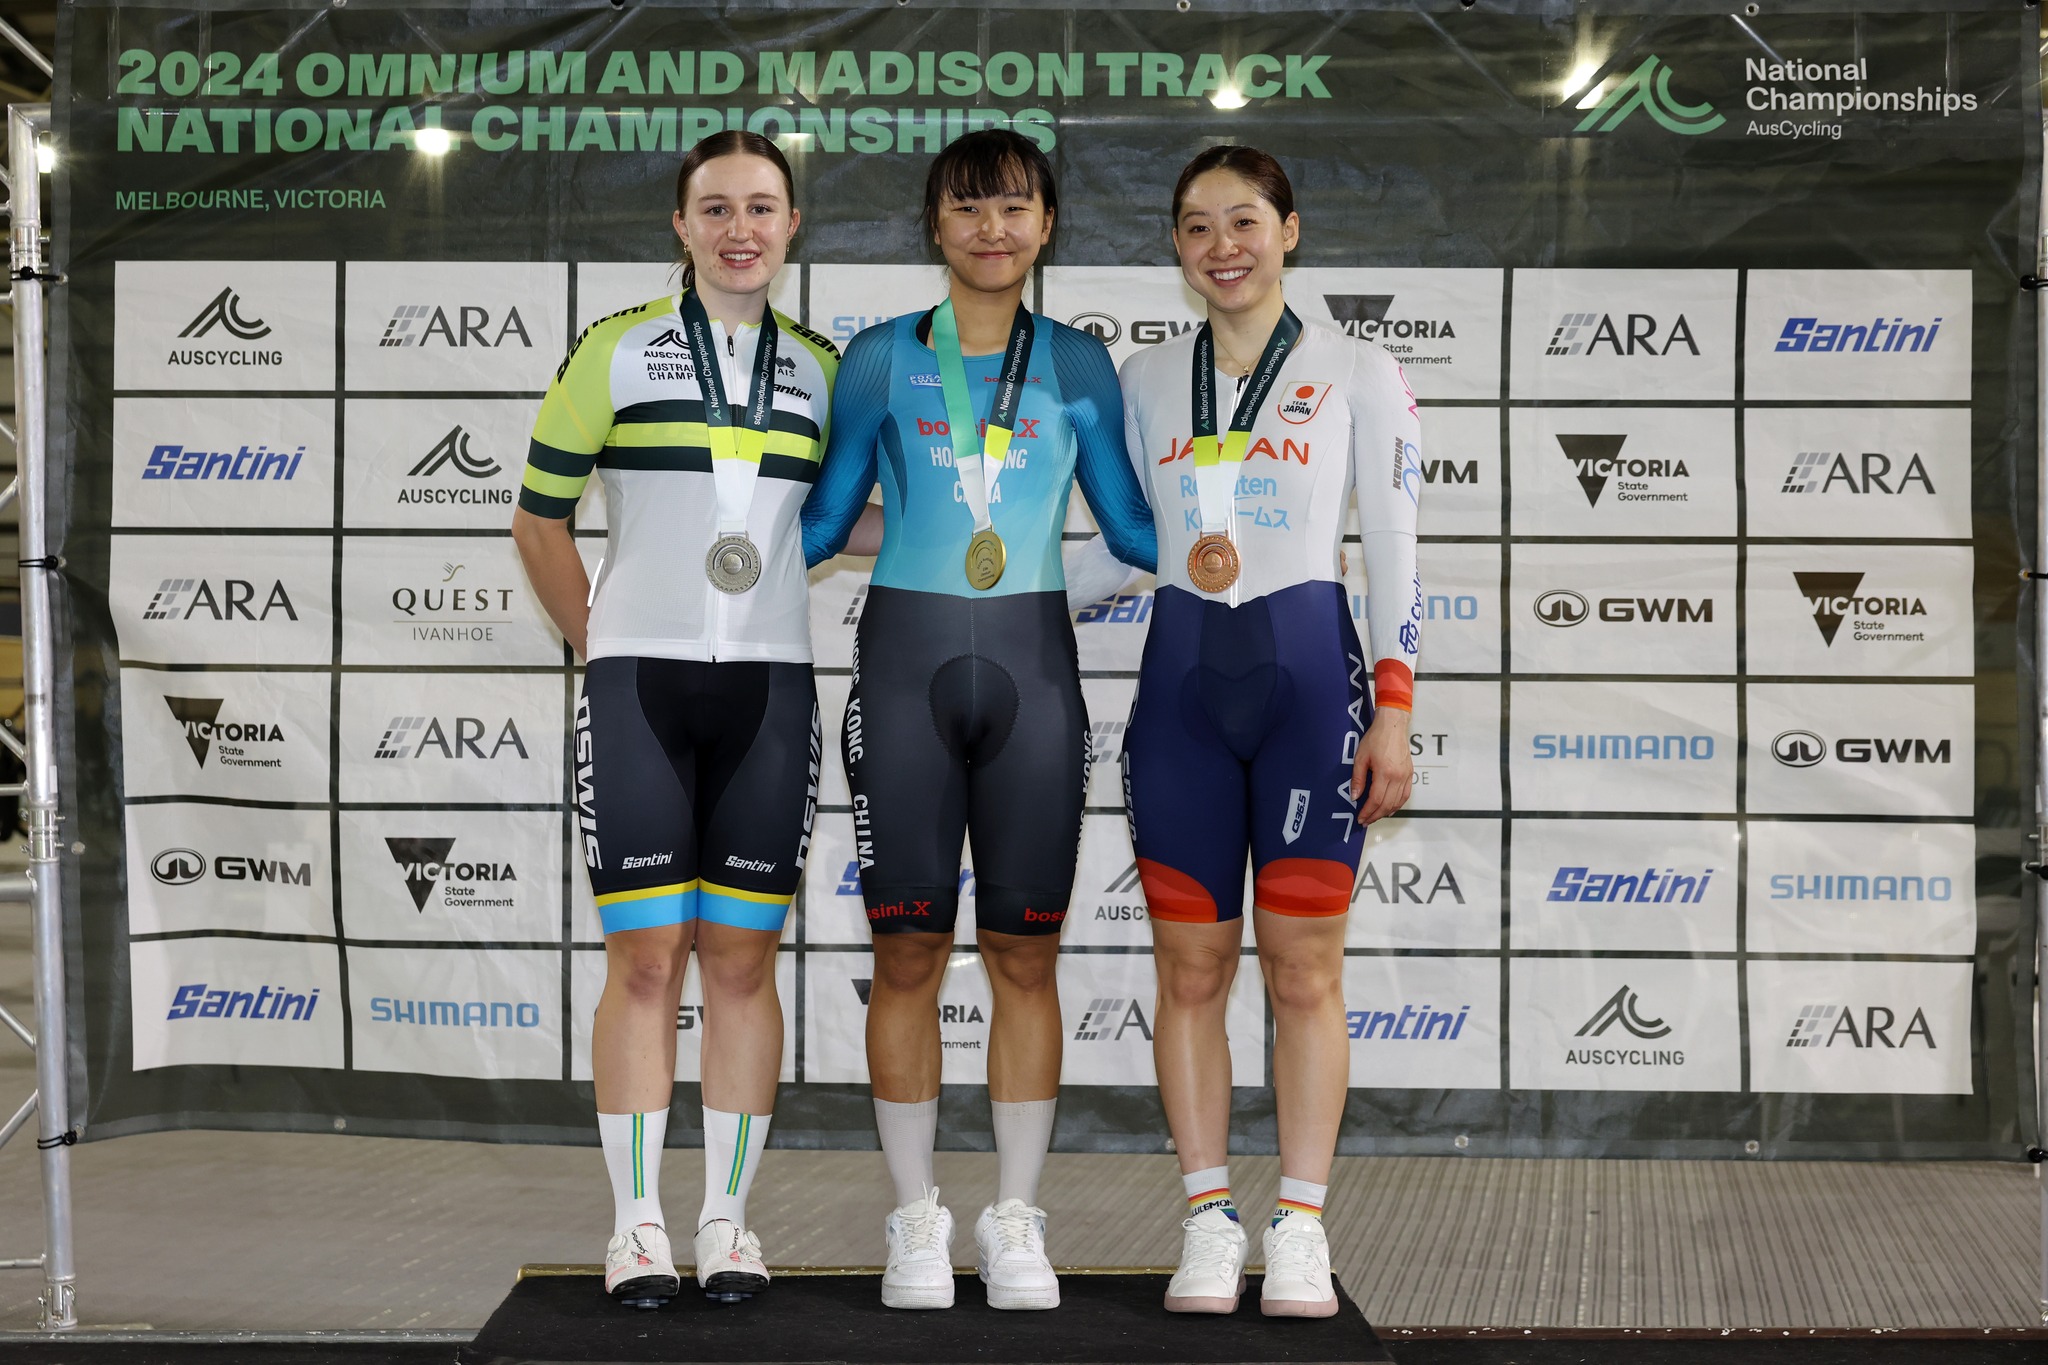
114 259 337 392
1510 681 1737 815
348 946 562 1080
130 936 343 1072
126 804 331 937
803 949 992 1085
803 811 975 947
1060 951 1266 1087
112 396 334 529
1039 266 1198 369
1508 818 1737 953
807 562 869 676
1745 544 1973 679
1343 955 1501 1089
1413 406 1502 538
1746 682 1972 818
1744 269 1971 402
338 808 563 943
814 672 853 809
1748 959 1971 1095
1508 405 1736 538
344 261 566 393
1082 676 1136 810
1509 543 1735 676
1509 269 1738 402
1747 820 1975 956
337 671 565 805
1346 816 1501 951
568 949 798 1084
1509 957 1740 1092
1410 542 1499 675
1285 268 1504 400
1743 407 1972 541
570 857 602 944
574 261 800 333
1404 681 1502 812
341 533 565 667
810 263 955 351
340 398 531 530
109 534 333 666
1070 814 1158 949
1073 588 1157 674
120 666 331 803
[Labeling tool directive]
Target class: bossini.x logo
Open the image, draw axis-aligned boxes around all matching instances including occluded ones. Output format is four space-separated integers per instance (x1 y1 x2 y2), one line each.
1575 56 1725 135
1574 985 1672 1040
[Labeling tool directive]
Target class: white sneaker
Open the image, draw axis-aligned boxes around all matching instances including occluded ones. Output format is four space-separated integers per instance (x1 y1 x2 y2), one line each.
1164 1207 1248 1313
694 1218 769 1302
974 1198 1059 1311
604 1222 679 1305
1259 1214 1338 1317
882 1187 956 1309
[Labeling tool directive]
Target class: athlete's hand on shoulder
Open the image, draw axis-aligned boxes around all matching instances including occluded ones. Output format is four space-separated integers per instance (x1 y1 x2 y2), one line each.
1353 707 1414 825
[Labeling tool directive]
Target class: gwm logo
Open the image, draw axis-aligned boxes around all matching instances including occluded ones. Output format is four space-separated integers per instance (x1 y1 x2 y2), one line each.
1574 56 1725 136
1068 312 1120 345
1574 985 1672 1040
180 287 271 341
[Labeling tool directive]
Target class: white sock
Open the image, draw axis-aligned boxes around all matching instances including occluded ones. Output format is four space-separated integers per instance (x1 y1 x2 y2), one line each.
598 1109 667 1235
1274 1175 1328 1225
699 1107 771 1230
991 1098 1057 1206
873 1097 938 1207
1182 1165 1240 1222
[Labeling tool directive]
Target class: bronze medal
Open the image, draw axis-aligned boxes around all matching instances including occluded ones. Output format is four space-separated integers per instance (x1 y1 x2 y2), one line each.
965 527 1007 591
1187 533 1240 593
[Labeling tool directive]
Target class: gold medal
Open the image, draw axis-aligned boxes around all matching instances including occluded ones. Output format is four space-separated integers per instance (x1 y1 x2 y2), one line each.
965 527 1006 591
1187 533 1240 593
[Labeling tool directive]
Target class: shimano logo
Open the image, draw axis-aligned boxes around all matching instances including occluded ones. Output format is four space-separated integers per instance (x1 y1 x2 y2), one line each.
369 997 541 1028
1768 874 1952 902
1531 733 1715 761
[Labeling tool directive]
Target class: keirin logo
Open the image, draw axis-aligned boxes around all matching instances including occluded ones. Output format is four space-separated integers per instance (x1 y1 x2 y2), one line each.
1785 1003 1934 1049
1574 985 1672 1040
1573 55 1725 135
1074 997 1152 1042
180 286 272 340
408 424 503 479
380 304 532 348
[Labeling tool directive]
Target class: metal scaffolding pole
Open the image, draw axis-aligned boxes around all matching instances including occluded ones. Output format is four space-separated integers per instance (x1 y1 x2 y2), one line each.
5 102 74 1332
2036 102 2048 1330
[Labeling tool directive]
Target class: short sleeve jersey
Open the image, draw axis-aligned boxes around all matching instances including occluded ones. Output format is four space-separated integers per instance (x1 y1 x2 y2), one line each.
521 293 839 663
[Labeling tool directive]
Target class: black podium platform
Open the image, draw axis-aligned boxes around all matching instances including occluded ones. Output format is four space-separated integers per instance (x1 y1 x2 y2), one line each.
457 1268 1391 1365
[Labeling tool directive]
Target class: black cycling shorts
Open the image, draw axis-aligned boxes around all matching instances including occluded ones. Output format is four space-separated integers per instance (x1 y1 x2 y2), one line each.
843 584 1087 938
577 656 819 934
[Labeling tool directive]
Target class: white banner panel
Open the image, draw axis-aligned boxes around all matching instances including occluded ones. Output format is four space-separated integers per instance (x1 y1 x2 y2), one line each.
1406 681 1503 812
1744 269 1972 402
1284 268 1504 400
1508 818 1737 953
110 534 334 666
1412 542 1499 675
1509 269 1738 401
1744 544 1973 679
113 397 334 530
574 261 799 332
120 666 331 803
803 950 993 1084
814 672 853 809
1344 955 1501 1089
126 804 331 937
1746 683 1973 817
1509 543 1735 676
1747 960 1972 1095
1067 813 1151 948
1747 820 1975 956
1073 588 1156 674
341 398 531 530
338 671 565 805
130 936 343 1072
568 950 798 1084
344 261 567 393
1510 681 1736 814
1743 407 1972 541
115 259 337 392
1060 951 1267 1087
1509 957 1740 1092
349 946 562 1080
1414 406 1502 537
1347 816 1501 950
339 808 563 943
1508 405 1736 537
807 563 869 672
1083 675 1136 809
1039 265 1198 370
341 533 565 667
810 263 956 351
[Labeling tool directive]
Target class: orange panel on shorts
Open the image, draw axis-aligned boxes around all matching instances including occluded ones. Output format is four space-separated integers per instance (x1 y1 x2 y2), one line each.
1137 857 1220 923
1253 857 1353 917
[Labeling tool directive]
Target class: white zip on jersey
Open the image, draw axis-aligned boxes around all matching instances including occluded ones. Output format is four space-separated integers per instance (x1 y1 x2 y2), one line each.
1118 318 1422 708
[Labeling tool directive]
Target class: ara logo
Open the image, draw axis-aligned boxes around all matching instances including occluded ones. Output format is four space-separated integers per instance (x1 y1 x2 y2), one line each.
379 304 533 349
1574 985 1672 1040
1573 55 1725 136
180 286 272 341
1780 451 1935 496
1793 571 1926 646
1554 433 1688 507
1067 312 1121 345
150 848 205 886
163 695 283 768
1088 718 1127 763
1785 1003 1935 1050
373 715 530 760
1322 294 1458 343
1545 314 1701 360
1354 860 1465 905
157 848 311 886
408 425 503 480
1772 729 1950 768
142 578 298 622
1074 997 1153 1042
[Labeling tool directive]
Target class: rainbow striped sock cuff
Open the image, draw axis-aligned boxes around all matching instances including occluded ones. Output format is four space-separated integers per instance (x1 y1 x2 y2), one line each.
1272 1198 1323 1224
1187 1187 1240 1222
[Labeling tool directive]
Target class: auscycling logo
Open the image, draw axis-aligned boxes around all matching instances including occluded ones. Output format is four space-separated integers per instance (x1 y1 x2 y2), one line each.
1574 56 1725 136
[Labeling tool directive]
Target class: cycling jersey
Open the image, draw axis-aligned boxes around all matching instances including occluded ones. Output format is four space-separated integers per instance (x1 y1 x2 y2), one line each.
1118 317 1419 710
521 293 840 663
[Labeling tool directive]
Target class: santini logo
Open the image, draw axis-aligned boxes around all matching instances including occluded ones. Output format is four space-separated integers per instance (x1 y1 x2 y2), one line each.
142 578 297 622
380 304 532 348
1784 1003 1934 1049
374 715 529 760
1346 1004 1470 1040
1771 729 1950 767
1793 571 1926 646
143 443 305 482
180 287 272 341
1546 867 1714 904
1774 315 1943 354
408 424 504 481
167 982 318 1021
1573 55 1725 135
1555 433 1689 507
1780 451 1934 496
1074 997 1152 1042
163 695 283 768
1574 985 1671 1040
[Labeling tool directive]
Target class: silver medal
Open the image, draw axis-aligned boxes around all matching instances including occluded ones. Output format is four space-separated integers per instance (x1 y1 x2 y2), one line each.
705 533 762 594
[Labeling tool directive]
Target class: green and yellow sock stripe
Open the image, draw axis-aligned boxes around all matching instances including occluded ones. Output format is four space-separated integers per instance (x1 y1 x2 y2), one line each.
631 1112 647 1200
724 1113 752 1197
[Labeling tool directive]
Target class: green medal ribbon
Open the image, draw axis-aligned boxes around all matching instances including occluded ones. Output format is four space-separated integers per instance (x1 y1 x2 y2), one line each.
930 298 1034 535
680 288 782 536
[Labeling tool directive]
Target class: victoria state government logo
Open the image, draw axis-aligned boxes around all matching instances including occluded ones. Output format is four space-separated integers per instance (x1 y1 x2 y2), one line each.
1574 55 1726 136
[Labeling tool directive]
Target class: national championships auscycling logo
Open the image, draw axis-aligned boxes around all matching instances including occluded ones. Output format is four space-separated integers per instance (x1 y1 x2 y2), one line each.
1574 56 1725 136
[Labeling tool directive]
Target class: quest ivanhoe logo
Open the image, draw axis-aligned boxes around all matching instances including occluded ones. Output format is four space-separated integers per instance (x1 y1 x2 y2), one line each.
389 564 523 644
141 577 298 623
380 303 533 349
1793 572 1927 647
1574 55 1725 136
1779 450 1935 496
1556 433 1689 507
163 695 284 769
1771 728 1949 769
384 837 515 911
1784 1003 1935 1050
